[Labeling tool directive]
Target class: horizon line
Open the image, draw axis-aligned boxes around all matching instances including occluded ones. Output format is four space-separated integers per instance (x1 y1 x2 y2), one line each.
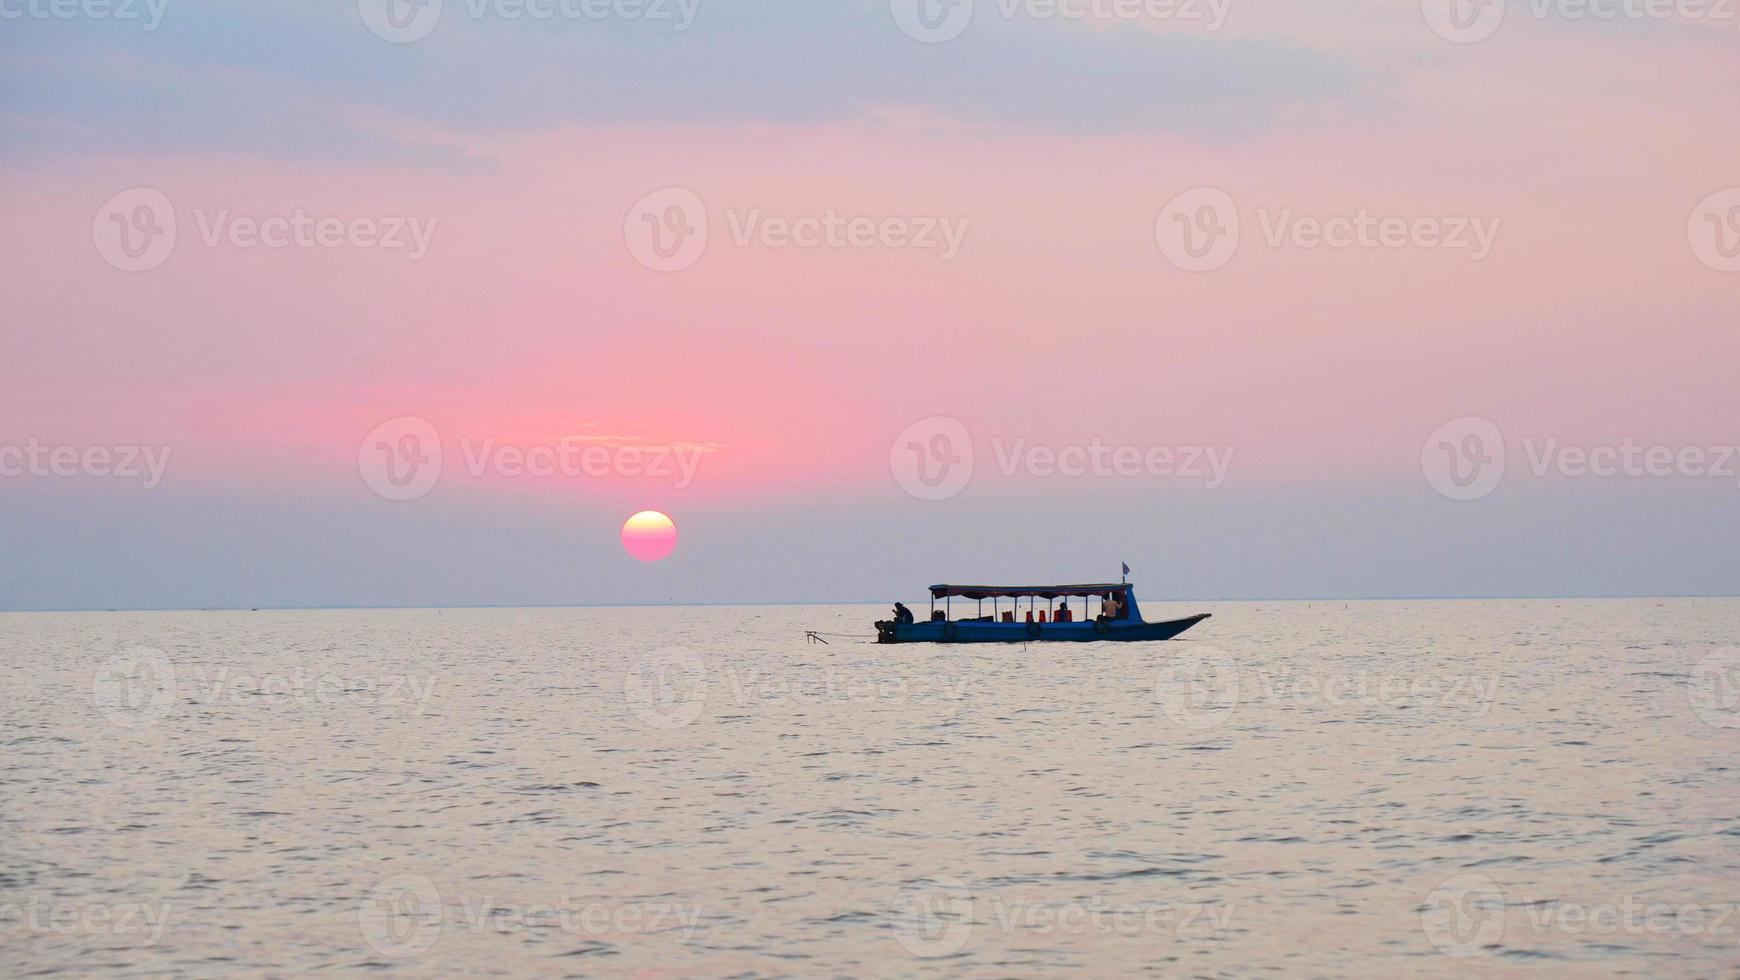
2 592 1737 614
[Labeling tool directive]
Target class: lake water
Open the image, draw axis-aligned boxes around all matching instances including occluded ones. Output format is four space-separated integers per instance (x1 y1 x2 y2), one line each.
4 599 1739 977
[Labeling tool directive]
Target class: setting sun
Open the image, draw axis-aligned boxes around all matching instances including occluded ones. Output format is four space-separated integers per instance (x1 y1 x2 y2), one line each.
620 510 677 562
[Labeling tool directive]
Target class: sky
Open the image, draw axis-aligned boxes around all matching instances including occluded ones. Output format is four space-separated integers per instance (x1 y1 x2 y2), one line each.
1 0 1737 610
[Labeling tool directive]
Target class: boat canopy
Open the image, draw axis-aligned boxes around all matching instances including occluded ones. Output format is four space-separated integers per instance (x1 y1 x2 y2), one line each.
929 583 1129 600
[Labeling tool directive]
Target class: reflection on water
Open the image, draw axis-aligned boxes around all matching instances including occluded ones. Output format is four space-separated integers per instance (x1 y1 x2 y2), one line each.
3 599 1739 976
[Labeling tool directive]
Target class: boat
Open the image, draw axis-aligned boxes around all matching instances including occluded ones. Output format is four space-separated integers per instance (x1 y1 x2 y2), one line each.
875 582 1210 644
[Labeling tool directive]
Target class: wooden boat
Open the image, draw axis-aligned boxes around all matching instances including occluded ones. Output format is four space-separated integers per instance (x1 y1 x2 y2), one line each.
875 582 1210 644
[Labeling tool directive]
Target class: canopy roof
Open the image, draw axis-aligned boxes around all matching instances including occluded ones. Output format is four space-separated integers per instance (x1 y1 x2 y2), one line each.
930 583 1130 600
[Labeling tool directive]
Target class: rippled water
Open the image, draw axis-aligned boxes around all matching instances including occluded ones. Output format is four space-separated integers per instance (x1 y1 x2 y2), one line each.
4 599 1739 977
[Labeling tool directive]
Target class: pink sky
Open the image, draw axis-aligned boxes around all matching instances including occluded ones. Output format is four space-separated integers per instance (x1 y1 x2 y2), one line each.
2 2 1737 605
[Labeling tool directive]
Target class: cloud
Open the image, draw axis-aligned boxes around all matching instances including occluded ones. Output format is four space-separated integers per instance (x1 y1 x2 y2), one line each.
0 0 1367 163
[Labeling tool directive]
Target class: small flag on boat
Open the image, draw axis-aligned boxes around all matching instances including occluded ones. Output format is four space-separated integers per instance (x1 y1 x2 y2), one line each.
1122 561 1130 578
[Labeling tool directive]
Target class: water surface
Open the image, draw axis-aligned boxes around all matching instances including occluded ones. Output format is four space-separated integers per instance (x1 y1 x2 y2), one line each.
3 599 1738 976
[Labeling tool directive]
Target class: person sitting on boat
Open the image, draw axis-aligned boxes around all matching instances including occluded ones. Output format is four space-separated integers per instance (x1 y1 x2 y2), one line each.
892 602 915 625
1098 593 1122 623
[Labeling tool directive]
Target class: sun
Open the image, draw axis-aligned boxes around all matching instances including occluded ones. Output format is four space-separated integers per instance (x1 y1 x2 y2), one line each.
621 510 678 562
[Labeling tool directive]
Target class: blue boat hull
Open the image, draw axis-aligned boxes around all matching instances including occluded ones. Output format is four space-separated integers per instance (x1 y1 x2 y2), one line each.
876 613 1210 644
